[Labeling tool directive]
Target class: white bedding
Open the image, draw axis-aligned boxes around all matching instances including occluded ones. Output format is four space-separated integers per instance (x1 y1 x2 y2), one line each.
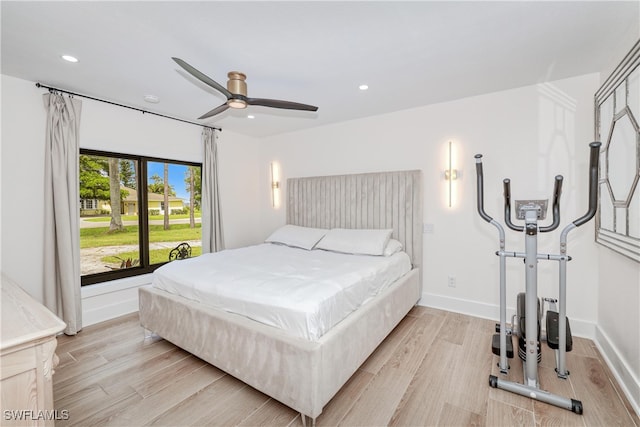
152 243 411 341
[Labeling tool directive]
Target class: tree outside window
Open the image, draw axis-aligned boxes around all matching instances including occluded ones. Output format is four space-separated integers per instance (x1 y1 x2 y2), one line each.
79 150 202 284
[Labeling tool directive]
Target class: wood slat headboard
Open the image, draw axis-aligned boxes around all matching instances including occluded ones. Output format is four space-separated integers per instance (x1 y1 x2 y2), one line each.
286 170 423 275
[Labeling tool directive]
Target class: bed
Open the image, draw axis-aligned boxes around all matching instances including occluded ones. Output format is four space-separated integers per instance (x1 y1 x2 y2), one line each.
138 170 423 422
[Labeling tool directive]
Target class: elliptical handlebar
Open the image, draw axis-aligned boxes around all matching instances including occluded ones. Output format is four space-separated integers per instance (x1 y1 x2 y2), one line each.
503 179 524 232
571 142 601 227
475 154 494 223
539 175 563 233
476 142 599 232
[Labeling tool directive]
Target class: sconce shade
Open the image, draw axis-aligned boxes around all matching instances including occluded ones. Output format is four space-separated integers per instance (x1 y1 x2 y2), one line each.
445 141 459 208
271 162 280 208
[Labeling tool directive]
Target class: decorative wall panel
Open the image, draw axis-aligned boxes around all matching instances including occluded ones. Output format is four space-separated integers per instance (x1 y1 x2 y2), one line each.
595 39 640 262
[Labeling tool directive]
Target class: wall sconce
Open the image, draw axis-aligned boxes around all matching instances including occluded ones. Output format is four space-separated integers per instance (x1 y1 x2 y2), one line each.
444 141 459 208
270 162 280 208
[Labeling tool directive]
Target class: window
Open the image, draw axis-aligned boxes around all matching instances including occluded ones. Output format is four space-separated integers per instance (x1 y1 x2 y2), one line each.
80 149 202 285
80 199 96 210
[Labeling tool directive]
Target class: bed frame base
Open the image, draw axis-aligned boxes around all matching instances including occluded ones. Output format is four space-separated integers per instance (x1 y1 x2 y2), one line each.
139 268 420 419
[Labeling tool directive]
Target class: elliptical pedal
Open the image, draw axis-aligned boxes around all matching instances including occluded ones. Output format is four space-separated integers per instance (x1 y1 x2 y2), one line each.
546 311 573 351
491 333 514 358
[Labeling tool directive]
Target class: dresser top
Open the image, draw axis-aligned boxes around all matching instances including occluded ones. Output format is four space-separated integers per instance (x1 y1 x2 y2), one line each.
1 274 66 351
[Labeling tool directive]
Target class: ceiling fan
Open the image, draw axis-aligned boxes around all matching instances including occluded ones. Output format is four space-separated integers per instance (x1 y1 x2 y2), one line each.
172 57 318 120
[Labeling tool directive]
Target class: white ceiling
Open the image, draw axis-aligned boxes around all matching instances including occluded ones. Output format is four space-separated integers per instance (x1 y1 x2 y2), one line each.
2 1 639 138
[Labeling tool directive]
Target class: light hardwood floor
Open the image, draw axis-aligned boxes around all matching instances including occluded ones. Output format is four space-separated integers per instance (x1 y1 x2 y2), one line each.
53 308 639 426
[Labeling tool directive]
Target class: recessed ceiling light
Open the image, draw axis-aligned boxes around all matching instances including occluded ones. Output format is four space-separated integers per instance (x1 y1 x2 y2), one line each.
247 115 255 119
359 84 369 91
61 55 79 63
144 94 160 104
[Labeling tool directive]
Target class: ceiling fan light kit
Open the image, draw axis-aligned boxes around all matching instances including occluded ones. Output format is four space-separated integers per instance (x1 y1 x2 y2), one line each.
227 99 247 109
172 57 318 119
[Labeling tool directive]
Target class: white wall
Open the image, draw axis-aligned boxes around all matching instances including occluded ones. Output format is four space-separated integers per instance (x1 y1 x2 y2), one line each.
594 38 640 414
258 73 601 336
596 250 639 413
1 76 49 301
0 74 262 324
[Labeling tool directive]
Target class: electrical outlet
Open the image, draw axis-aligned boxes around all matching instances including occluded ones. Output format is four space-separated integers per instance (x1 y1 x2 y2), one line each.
447 275 456 288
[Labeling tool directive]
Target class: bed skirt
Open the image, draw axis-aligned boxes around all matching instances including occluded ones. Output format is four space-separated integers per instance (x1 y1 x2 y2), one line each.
138 268 420 419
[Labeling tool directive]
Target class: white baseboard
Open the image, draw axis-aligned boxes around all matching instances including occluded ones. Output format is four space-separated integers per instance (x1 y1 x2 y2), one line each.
418 292 499 322
81 275 149 327
594 326 640 418
419 292 596 338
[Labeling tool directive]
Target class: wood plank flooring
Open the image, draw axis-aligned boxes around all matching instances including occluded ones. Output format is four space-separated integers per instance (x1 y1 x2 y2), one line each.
53 308 639 426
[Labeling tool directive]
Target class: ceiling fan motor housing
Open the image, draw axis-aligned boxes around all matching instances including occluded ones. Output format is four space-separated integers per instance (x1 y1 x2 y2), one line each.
227 72 247 96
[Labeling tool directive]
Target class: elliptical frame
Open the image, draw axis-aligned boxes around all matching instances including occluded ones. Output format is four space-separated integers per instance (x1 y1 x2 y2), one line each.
474 141 601 414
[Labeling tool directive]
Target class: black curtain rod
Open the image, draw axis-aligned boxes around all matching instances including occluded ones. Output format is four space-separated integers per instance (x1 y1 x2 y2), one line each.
35 82 221 132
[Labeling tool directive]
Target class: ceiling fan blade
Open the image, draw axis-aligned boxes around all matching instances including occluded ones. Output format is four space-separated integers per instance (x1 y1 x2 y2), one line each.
172 57 232 98
247 98 318 112
198 103 230 120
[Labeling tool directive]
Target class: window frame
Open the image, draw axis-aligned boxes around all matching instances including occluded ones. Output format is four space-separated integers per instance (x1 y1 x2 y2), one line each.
80 149 203 285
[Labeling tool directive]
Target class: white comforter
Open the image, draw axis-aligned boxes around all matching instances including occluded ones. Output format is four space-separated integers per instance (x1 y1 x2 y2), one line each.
152 243 411 341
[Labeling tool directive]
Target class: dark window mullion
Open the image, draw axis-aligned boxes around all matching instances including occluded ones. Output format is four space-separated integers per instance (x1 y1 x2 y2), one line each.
139 159 150 268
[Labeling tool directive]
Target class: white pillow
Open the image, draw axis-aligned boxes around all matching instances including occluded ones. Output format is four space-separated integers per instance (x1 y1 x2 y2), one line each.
316 228 393 256
265 225 328 250
383 238 403 257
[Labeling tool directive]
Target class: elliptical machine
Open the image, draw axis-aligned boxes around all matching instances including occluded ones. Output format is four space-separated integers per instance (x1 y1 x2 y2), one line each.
474 141 601 414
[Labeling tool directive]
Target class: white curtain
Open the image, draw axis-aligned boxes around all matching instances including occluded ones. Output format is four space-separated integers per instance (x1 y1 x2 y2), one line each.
42 93 82 335
201 128 224 253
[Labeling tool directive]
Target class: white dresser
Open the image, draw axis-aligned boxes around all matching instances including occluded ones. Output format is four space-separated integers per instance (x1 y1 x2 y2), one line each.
1 274 66 426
